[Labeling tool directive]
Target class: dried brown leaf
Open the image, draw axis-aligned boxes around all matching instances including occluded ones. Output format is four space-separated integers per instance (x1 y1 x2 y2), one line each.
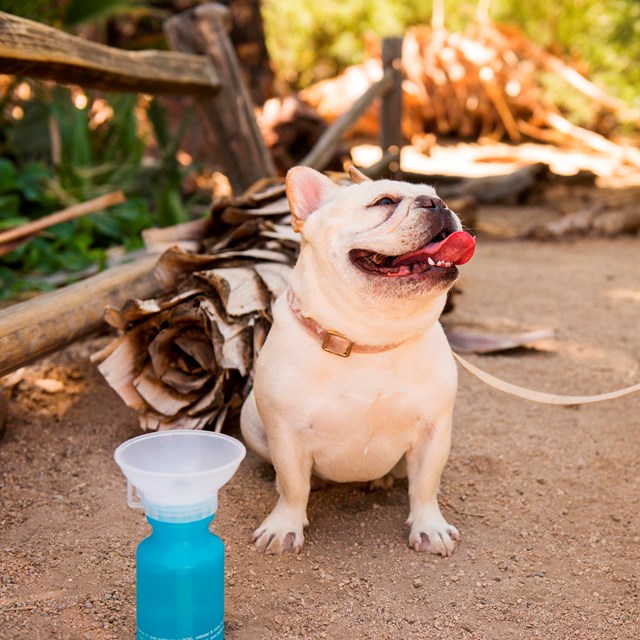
253 263 292 299
142 217 213 252
133 364 200 416
95 333 149 411
104 291 201 330
186 376 226 417
221 197 291 223
194 267 270 317
95 174 302 432
445 327 555 354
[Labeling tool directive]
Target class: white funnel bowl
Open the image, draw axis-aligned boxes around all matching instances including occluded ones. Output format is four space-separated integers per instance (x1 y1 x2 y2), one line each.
114 430 246 523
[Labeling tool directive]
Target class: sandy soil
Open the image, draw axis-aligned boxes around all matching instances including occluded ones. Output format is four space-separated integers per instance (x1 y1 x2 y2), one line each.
1 231 639 640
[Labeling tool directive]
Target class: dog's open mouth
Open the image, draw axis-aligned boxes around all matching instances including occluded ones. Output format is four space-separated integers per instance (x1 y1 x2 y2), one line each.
350 230 476 277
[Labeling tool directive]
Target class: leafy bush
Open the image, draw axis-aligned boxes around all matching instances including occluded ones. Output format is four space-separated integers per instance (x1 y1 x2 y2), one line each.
0 84 196 301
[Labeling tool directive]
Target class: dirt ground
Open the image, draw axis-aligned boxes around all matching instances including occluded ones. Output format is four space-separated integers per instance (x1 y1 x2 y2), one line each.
1 226 639 639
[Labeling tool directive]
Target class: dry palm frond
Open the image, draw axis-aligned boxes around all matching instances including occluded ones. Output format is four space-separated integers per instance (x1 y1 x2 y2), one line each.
92 178 297 432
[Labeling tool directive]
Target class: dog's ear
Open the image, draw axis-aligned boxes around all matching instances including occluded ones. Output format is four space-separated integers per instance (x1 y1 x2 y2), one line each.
347 166 371 184
286 167 339 232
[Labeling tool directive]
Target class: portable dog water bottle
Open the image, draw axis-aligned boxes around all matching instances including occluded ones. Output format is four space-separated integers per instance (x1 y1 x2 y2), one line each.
114 430 246 640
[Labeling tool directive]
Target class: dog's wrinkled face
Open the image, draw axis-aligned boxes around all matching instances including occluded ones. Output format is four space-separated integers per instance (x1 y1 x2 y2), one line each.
287 167 475 300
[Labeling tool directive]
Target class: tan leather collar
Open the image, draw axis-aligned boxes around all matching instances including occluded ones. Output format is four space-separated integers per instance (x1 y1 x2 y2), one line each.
286 287 406 357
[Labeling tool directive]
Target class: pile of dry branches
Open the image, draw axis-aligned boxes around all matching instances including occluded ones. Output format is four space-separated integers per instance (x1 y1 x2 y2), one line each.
301 23 640 168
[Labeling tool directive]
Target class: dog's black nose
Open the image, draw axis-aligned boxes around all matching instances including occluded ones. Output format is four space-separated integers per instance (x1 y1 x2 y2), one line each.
414 195 447 211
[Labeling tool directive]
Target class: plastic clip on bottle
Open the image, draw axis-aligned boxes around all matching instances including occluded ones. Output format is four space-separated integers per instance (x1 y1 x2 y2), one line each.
114 430 246 640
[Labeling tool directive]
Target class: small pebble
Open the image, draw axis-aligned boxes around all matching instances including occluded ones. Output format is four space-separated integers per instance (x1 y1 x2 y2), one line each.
34 378 64 394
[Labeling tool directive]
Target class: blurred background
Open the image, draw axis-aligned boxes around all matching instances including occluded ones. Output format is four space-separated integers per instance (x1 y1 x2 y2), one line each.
1 0 638 301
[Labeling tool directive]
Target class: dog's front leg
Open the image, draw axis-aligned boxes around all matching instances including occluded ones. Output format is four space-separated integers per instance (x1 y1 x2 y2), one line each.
406 416 459 557
251 431 312 555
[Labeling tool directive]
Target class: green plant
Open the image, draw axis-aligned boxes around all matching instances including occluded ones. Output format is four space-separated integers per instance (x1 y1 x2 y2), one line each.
0 85 199 301
263 0 406 88
0 4 211 302
1 0 140 28
495 0 640 110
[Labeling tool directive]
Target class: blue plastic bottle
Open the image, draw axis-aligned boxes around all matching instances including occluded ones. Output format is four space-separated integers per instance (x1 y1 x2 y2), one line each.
136 514 225 640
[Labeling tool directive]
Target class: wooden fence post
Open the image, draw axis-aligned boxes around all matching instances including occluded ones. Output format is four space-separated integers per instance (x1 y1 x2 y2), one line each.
164 3 276 194
301 72 394 171
380 37 404 178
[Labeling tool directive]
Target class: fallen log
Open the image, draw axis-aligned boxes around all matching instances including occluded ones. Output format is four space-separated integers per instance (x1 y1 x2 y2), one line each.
360 151 401 179
0 254 160 378
398 163 548 204
542 112 640 169
442 163 548 203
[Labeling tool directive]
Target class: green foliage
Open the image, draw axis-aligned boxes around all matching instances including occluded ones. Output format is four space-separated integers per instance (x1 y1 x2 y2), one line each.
495 0 640 108
0 0 70 26
0 5 207 301
64 0 138 26
0 86 196 301
263 0 406 87
146 97 193 227
2 0 141 27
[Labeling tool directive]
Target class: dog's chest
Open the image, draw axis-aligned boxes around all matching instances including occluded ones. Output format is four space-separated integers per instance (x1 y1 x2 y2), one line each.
301 365 452 482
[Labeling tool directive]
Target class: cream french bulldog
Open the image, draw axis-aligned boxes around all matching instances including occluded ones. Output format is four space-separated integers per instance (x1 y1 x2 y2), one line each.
240 166 475 556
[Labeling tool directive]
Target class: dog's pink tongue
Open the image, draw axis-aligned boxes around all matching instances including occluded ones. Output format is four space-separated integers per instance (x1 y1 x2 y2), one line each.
392 230 476 267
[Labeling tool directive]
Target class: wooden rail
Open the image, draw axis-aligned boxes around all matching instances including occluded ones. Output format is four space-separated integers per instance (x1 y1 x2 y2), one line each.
0 254 161 378
0 11 221 95
302 70 395 170
301 36 404 175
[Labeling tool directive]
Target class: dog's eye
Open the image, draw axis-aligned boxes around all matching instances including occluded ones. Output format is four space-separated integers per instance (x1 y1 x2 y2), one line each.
372 196 396 207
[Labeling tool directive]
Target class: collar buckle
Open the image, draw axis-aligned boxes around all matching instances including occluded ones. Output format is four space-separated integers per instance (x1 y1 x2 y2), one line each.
321 329 354 358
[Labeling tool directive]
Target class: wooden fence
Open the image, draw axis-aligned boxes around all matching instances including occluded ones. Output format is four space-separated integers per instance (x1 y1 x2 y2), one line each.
0 3 403 379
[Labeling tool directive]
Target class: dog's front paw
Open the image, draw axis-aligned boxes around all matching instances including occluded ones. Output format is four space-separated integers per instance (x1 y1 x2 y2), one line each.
408 519 459 557
251 506 306 555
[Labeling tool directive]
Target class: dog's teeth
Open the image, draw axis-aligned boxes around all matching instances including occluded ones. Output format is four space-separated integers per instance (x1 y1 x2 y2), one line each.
371 253 386 265
428 257 435 266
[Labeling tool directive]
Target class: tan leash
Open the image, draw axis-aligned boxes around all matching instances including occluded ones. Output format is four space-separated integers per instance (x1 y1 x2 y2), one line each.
286 286 640 405
452 352 640 405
